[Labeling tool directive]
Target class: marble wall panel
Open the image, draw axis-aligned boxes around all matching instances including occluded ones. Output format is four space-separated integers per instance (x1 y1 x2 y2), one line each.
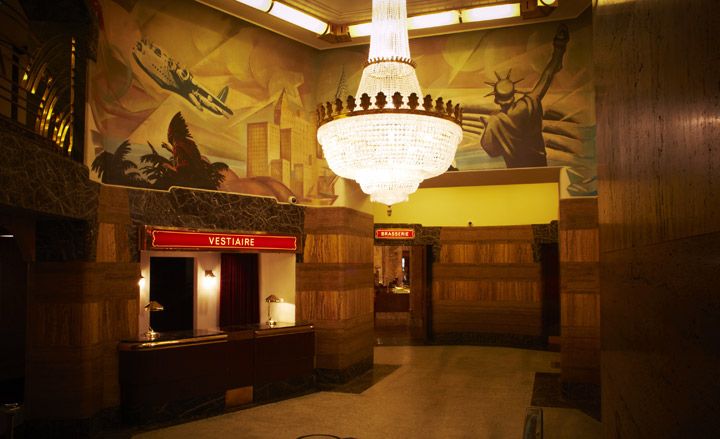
0 118 99 220
36 218 97 262
128 187 304 236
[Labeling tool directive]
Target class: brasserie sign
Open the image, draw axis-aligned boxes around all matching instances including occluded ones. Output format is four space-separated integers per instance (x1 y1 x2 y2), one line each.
375 228 415 239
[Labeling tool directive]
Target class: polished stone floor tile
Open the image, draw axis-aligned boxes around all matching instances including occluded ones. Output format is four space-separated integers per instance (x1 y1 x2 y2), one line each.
134 345 600 439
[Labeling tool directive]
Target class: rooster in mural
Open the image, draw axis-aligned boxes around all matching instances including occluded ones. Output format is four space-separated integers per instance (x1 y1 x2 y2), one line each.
141 112 228 190
132 38 233 118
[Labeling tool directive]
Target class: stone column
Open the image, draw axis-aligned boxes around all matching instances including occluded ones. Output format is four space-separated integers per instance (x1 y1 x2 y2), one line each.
25 186 138 433
296 207 374 382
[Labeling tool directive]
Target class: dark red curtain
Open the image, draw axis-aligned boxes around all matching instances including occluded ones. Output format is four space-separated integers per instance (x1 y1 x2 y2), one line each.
219 253 259 327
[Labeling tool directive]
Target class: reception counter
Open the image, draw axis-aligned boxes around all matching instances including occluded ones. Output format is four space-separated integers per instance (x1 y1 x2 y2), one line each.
118 324 314 424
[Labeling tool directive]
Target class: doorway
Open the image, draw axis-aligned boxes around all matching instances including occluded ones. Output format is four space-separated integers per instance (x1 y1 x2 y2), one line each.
540 243 560 338
219 253 259 327
373 244 431 344
0 228 27 404
149 257 194 332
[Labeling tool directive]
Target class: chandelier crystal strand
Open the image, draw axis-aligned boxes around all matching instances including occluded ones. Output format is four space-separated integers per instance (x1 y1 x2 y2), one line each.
316 0 463 206
368 0 410 60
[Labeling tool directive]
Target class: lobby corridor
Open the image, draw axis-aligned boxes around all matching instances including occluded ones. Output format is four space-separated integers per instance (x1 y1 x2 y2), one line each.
134 346 600 439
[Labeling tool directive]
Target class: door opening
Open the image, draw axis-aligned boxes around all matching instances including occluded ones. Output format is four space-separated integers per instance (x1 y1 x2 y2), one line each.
0 227 27 404
540 243 560 338
373 244 431 344
149 257 194 332
219 252 259 327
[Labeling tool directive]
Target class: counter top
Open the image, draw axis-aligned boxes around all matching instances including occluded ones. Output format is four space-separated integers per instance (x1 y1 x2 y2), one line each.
221 322 313 332
119 323 313 350
119 329 227 351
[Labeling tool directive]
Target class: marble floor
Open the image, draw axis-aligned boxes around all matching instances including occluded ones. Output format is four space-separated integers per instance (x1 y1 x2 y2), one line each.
133 345 601 439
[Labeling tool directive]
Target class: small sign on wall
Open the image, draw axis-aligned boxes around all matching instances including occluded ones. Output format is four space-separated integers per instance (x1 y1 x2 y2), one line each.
146 228 297 251
375 228 415 239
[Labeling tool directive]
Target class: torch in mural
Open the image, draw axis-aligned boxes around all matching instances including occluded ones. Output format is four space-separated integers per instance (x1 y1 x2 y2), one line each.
480 24 569 169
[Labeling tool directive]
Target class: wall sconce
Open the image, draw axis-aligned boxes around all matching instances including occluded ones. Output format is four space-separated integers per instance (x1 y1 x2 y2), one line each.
144 300 164 340
265 294 283 327
203 269 217 289
138 275 145 288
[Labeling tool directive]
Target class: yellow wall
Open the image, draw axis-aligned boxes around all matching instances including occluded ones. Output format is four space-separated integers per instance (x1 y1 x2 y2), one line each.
372 183 559 226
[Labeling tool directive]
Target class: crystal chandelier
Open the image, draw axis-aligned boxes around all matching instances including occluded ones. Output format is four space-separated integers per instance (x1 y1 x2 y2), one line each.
316 0 463 206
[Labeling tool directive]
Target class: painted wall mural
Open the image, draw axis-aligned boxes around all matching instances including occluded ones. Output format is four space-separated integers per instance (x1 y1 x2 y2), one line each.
88 1 596 205
317 9 596 197
87 0 336 204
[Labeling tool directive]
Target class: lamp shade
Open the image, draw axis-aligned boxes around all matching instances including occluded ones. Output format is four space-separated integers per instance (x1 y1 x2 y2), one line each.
144 300 164 312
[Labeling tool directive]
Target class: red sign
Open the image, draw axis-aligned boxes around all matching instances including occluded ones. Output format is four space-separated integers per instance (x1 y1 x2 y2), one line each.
375 228 415 239
150 229 297 251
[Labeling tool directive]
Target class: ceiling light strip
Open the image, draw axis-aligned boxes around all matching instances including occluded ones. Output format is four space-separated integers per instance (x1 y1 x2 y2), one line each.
460 3 521 23
268 1 329 35
350 2 522 38
407 10 460 31
233 0 273 12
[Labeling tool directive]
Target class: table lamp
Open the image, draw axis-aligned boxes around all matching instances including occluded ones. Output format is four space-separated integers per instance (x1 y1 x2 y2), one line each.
144 300 164 340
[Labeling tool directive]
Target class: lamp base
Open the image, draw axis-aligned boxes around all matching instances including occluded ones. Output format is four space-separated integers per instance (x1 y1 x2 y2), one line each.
266 319 277 327
144 327 159 340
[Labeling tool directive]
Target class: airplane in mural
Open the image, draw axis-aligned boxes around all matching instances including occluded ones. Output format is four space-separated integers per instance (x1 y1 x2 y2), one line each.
132 39 234 118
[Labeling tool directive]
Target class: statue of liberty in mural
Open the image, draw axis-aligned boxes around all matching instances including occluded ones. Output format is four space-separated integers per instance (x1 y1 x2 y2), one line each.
481 24 569 168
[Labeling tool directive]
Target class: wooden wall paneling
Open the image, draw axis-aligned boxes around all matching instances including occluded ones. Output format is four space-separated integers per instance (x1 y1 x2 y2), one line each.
311 314 375 371
408 245 428 338
303 234 374 264
433 279 541 302
558 198 599 387
432 226 545 341
440 226 535 242
433 300 542 335
96 186 133 263
296 288 373 322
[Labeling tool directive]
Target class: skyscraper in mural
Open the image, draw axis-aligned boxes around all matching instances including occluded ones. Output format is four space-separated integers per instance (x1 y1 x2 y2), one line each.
246 122 280 178
244 89 337 204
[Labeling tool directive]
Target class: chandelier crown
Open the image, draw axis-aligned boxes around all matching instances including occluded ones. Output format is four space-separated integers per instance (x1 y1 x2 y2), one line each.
316 93 463 127
316 0 463 206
